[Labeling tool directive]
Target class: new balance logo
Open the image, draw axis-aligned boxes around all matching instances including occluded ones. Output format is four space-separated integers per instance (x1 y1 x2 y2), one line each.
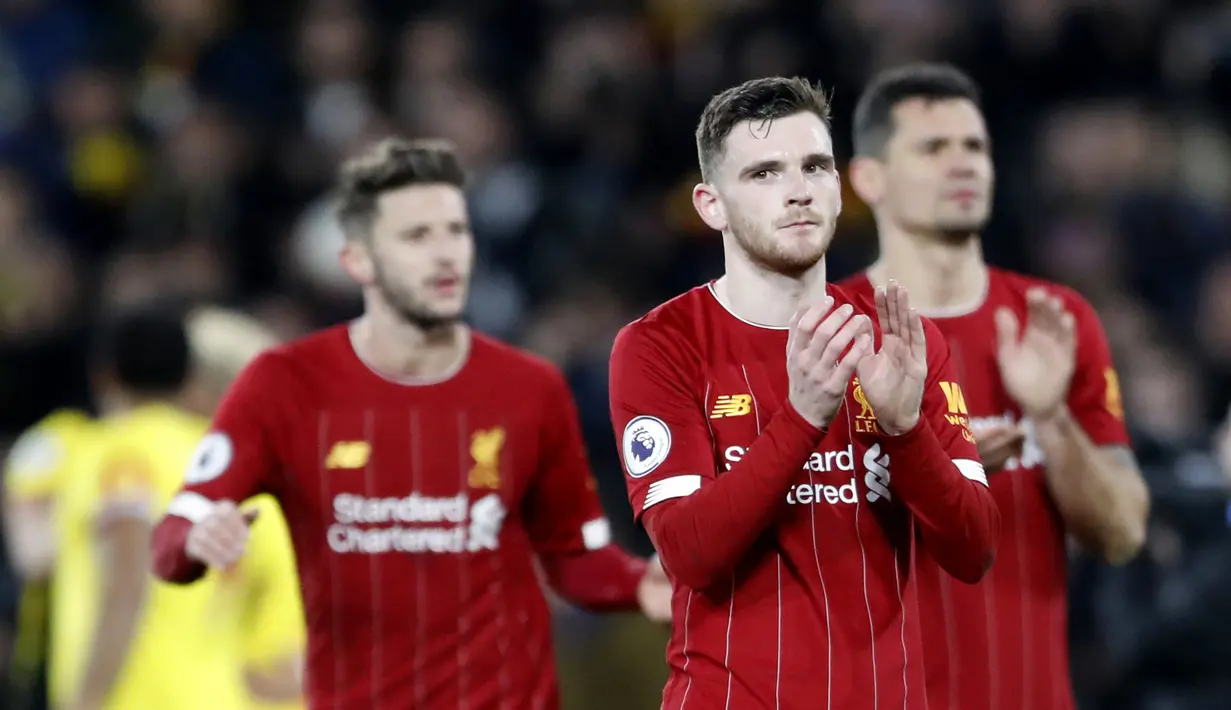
710 394 752 418
325 442 370 469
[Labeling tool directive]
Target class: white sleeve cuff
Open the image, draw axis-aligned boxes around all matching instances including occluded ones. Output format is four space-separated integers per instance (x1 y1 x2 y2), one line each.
642 475 703 511
581 518 612 550
953 458 988 487
165 492 217 523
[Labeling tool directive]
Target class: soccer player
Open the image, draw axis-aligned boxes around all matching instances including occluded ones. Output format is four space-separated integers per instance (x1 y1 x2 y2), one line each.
3 407 95 710
608 76 1000 709
150 137 672 709
51 307 303 710
839 63 1150 710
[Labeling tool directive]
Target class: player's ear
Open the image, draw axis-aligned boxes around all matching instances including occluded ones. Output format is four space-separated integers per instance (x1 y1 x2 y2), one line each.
848 156 884 206
692 182 728 232
338 237 376 286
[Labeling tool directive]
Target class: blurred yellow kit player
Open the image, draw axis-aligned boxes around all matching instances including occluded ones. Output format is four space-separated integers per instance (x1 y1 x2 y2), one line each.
30 305 302 710
3 407 95 706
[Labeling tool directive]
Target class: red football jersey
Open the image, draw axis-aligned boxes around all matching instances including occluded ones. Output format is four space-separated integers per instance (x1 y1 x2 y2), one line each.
159 325 619 710
608 282 996 710
840 268 1131 710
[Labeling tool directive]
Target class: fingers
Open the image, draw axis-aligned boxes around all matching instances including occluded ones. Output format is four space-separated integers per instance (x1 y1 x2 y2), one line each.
830 332 873 385
907 306 926 362
1026 288 1075 342
799 302 854 368
874 285 891 335
994 307 1019 354
816 312 872 370
186 501 252 568
789 296 835 357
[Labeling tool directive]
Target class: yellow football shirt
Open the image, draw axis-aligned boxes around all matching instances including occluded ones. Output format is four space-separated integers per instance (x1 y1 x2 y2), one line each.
50 403 304 710
3 408 95 702
4 408 93 501
236 495 306 710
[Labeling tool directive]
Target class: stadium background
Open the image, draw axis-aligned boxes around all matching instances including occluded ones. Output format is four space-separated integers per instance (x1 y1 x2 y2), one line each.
0 0 1229 708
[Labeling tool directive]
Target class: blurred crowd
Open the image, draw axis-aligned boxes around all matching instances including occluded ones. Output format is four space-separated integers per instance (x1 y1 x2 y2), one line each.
1 0 1230 708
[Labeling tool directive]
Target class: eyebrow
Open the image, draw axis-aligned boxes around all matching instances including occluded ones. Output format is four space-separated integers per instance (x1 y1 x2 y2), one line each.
738 153 834 178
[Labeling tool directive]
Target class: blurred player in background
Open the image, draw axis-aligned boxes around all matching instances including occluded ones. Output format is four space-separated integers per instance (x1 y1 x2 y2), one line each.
607 76 998 709
2 307 304 710
3 408 94 710
840 62 1150 710
151 137 671 710
186 307 306 710
50 307 304 710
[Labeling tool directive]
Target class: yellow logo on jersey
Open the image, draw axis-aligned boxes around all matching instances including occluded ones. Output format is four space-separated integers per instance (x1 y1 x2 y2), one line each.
939 382 976 443
710 394 752 418
1104 368 1124 420
852 378 879 433
325 441 370 469
468 427 505 489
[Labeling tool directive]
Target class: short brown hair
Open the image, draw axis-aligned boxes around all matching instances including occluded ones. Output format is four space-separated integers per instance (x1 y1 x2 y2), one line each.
696 76 833 182
852 63 981 157
336 137 467 239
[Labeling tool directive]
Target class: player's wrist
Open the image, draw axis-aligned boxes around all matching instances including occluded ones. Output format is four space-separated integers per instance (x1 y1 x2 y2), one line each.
878 412 921 437
1027 402 1070 426
782 399 828 437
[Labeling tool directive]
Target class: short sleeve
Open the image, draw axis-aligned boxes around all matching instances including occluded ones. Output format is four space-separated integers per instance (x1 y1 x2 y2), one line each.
608 322 716 522
920 320 986 485
240 496 305 667
166 353 285 522
93 445 158 524
1063 294 1130 447
521 366 612 555
4 413 87 500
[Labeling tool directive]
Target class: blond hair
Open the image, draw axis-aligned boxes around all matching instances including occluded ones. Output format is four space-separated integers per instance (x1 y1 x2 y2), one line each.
187 307 278 385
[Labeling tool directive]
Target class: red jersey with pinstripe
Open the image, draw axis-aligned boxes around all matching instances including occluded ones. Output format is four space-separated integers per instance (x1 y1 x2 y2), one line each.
159 325 616 710
608 283 991 710
840 268 1131 710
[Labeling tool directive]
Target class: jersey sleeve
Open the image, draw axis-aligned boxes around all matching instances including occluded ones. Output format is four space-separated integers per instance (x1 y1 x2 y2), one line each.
240 496 305 668
520 366 612 555
921 322 985 483
3 415 83 501
92 441 159 525
165 353 288 523
608 321 714 522
1063 293 1130 447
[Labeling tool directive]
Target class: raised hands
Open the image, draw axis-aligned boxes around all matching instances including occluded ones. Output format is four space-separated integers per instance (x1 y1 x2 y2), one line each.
995 288 1076 419
786 297 874 430
855 281 928 436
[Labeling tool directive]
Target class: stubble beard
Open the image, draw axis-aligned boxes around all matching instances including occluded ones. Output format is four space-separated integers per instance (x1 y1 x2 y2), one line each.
730 211 831 279
372 262 461 332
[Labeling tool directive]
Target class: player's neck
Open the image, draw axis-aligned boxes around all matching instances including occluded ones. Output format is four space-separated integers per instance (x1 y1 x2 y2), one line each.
868 228 988 315
351 310 469 381
716 246 827 328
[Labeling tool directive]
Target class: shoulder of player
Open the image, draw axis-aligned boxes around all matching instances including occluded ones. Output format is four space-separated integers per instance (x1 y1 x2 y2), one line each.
990 268 1100 322
829 282 879 320
468 331 569 389
232 326 347 391
612 289 707 367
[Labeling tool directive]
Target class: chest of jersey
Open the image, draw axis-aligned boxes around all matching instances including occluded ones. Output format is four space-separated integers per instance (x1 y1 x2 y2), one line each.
702 362 904 544
274 391 541 561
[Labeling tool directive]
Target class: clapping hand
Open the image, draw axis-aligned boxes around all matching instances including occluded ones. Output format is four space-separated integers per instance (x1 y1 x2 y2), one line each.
855 281 927 436
995 288 1076 420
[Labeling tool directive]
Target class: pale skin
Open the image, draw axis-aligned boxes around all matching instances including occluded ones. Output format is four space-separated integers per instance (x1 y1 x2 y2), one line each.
850 95 1148 564
692 110 925 435
185 179 671 622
